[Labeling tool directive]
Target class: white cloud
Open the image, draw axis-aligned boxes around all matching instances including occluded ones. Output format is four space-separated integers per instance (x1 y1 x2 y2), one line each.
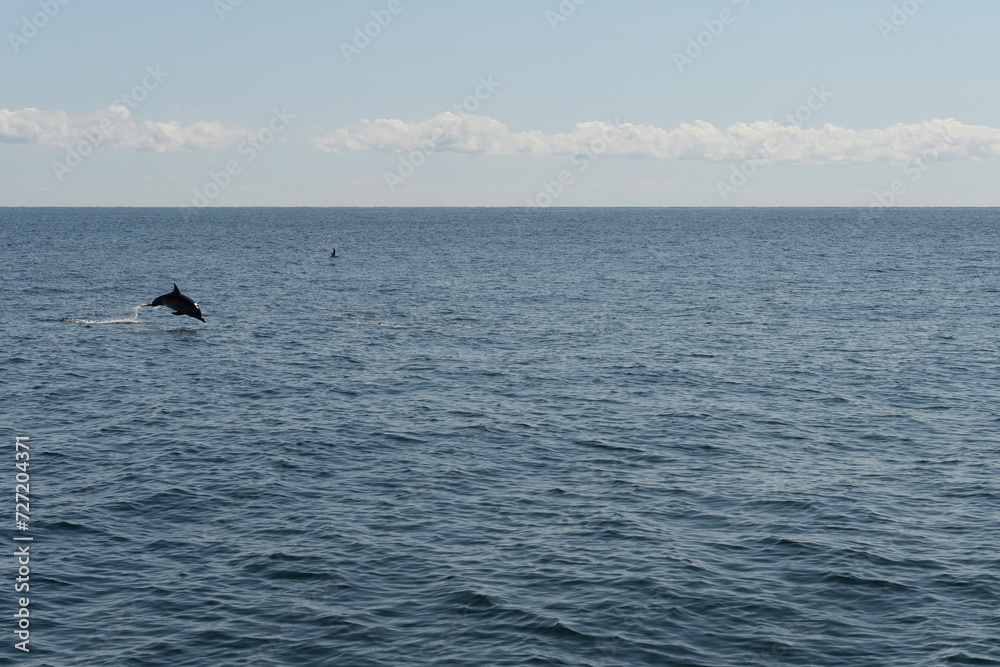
0 106 250 152
314 113 1000 166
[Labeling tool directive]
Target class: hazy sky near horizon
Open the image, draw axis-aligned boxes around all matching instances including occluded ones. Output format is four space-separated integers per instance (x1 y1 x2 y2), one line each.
2 0 999 207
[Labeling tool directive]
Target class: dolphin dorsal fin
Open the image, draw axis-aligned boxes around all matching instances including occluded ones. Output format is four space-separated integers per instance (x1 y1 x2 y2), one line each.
172 284 180 294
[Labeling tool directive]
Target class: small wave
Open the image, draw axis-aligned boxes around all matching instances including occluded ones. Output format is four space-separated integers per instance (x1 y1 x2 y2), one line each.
347 319 475 329
330 312 474 329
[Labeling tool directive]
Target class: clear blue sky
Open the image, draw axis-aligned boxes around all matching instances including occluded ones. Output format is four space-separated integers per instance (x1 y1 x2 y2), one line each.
2 0 998 206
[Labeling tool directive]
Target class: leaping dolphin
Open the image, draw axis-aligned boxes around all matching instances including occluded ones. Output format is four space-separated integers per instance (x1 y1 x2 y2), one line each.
142 284 205 322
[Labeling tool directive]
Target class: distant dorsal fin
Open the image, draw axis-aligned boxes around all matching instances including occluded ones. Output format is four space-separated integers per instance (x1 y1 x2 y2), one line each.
172 284 180 294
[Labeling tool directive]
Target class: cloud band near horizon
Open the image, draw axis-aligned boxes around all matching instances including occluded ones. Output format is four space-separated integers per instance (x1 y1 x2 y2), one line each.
314 113 1000 166
0 106 248 153
4 106 999 167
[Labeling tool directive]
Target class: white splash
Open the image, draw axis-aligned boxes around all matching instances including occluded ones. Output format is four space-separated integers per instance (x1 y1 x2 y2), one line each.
61 305 144 325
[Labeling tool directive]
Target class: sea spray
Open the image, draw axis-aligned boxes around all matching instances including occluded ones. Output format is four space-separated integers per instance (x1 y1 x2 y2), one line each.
60 304 144 325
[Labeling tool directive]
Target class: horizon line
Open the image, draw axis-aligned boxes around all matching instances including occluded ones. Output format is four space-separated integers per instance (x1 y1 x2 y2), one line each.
3 205 999 210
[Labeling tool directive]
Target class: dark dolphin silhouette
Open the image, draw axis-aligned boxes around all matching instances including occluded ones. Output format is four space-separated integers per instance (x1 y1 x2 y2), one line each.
142 284 205 322
330 248 338 258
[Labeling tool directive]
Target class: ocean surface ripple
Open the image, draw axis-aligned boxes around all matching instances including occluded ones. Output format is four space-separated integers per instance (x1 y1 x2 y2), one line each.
2 207 998 666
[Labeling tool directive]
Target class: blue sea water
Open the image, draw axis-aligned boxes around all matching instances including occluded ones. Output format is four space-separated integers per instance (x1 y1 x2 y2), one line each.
1 207 999 666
